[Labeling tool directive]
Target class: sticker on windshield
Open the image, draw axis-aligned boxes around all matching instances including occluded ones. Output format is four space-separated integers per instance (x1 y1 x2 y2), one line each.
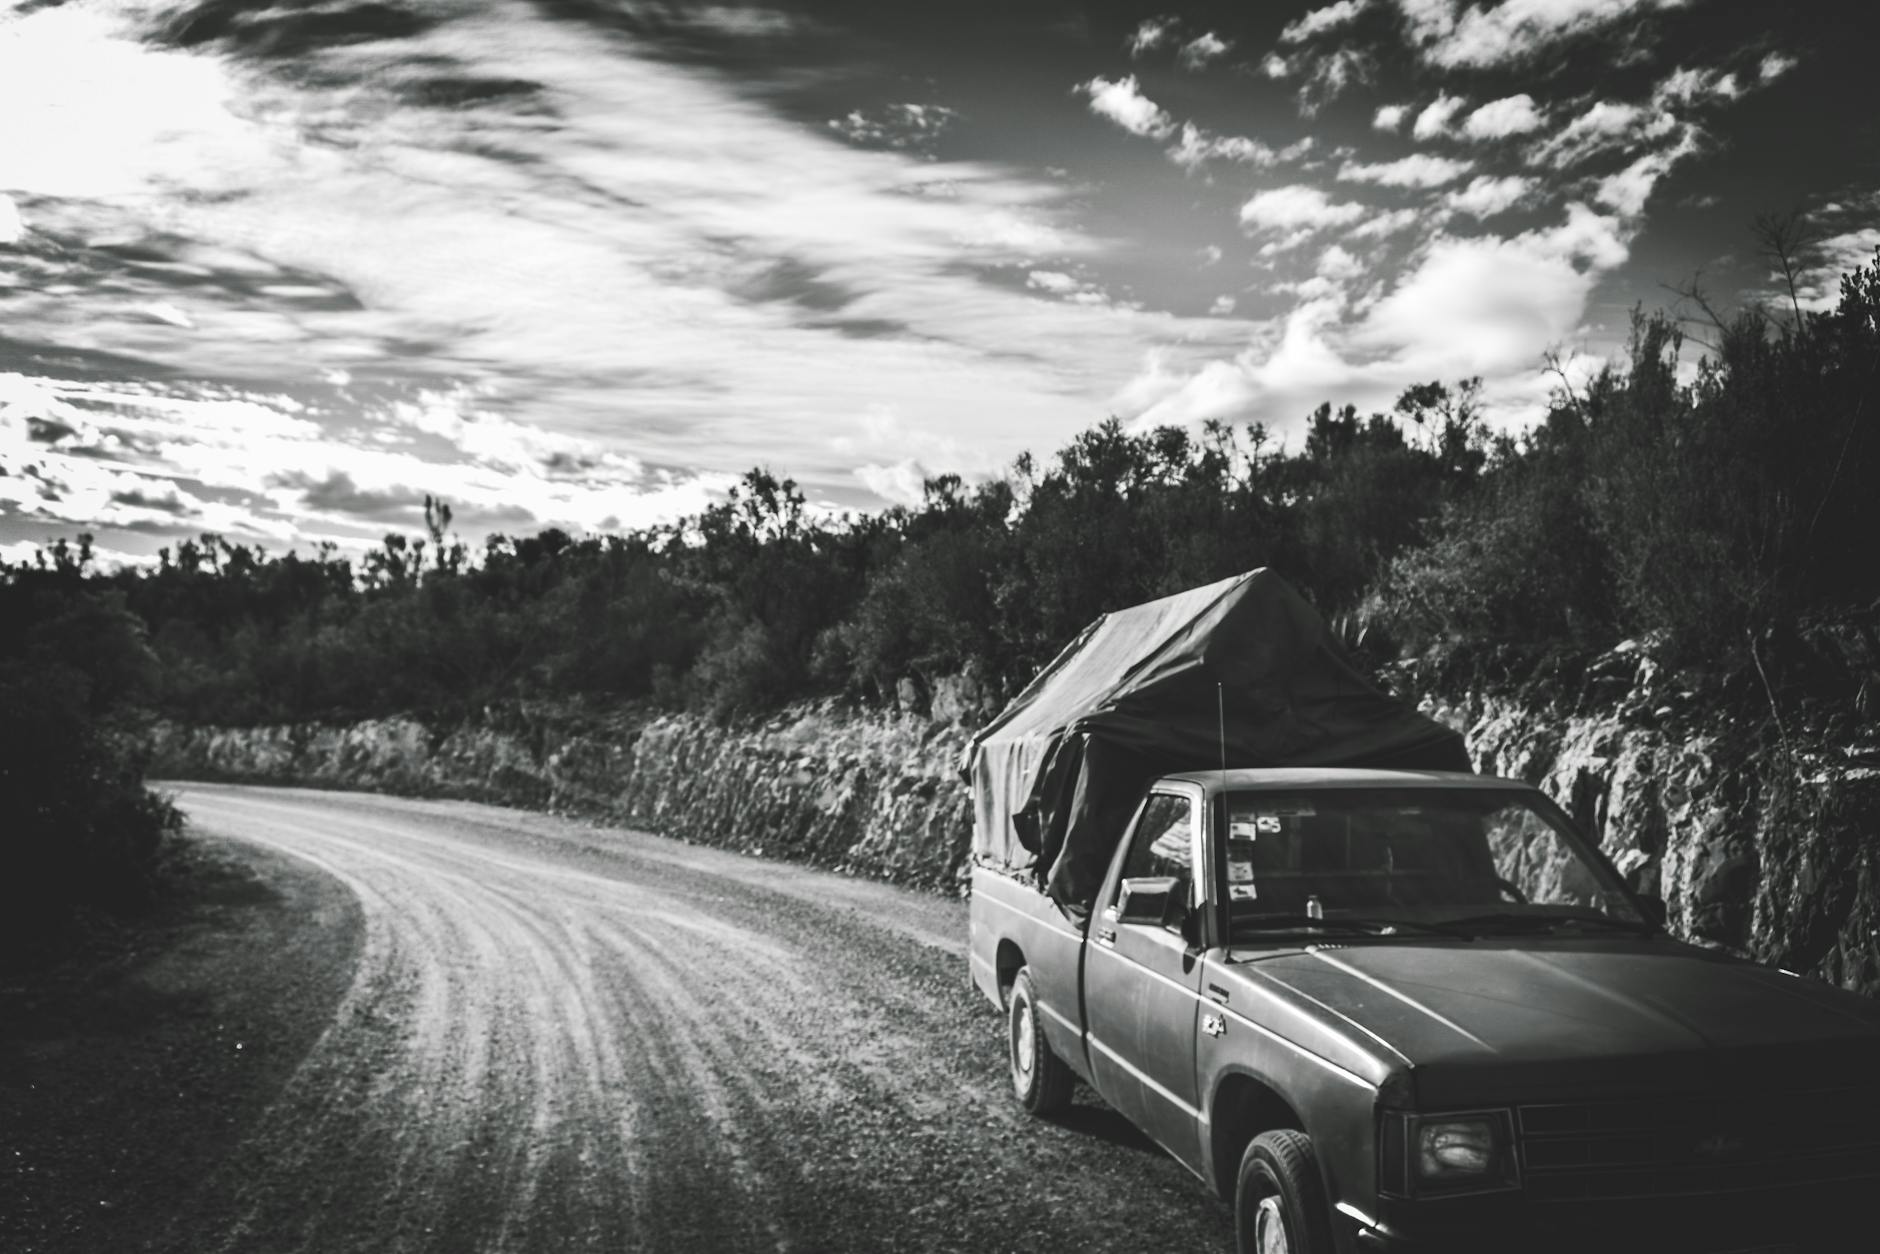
1227 859 1253 884
1229 818 1259 839
1228 883 1258 901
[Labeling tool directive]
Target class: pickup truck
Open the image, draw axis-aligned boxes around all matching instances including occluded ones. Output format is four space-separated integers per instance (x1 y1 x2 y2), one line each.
968 767 1880 1254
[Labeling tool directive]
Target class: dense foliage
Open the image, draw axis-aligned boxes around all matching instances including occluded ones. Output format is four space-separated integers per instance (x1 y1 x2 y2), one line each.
6 251 1877 935
0 539 180 955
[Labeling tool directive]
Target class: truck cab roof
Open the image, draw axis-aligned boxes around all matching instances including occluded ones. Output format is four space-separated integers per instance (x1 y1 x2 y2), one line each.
1157 767 1527 795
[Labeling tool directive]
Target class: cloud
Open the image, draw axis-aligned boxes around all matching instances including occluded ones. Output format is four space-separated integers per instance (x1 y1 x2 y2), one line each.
1358 206 1628 362
1316 244 1365 283
853 458 930 507
1531 99 1675 166
1180 33 1233 68
1295 47 1377 116
1461 93 1544 140
1128 16 1179 57
681 6 801 37
3 0 1264 538
1759 51 1798 83
1210 295 1238 315
0 370 740 552
1652 66 1743 107
0 194 22 244
1593 135 1697 216
1077 74 1176 140
275 469 427 522
1129 202 1637 434
1169 123 1269 169
1400 0 1691 70
1338 153 1475 188
1792 224 1880 311
1445 174 1537 217
1281 0 1372 45
1412 93 1468 140
827 103 958 152
1261 53 1294 79
1024 269 1126 307
1167 124 1309 171
1240 185 1369 234
1348 206 1424 239
1373 103 1409 132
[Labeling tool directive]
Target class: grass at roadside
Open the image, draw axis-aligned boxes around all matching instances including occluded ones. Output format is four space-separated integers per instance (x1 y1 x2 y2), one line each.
0 829 362 1254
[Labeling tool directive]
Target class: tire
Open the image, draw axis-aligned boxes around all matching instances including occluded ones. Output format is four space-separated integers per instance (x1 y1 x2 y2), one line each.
1006 966 1073 1115
1235 1129 1333 1254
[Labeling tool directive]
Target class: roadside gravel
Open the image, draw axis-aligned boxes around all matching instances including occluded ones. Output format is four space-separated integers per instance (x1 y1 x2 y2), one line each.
15 784 1236 1253
1 828 363 1254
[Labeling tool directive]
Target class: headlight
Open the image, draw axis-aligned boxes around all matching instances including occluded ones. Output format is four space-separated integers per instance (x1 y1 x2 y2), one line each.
1380 1109 1521 1196
1417 1118 1496 1179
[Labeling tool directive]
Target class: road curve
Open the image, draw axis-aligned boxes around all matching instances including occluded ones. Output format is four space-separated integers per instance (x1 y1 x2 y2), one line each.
159 784 1233 1254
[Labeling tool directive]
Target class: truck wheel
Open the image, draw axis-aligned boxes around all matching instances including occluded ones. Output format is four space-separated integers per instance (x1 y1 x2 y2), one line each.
1235 1129 1332 1254
1007 967 1072 1115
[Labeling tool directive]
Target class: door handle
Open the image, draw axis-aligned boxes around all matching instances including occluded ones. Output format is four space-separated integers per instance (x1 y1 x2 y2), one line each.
1207 983 1230 1004
1096 926 1116 946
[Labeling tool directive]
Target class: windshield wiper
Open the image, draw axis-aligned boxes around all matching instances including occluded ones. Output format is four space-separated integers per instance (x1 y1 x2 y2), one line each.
1230 914 1471 939
1441 911 1656 935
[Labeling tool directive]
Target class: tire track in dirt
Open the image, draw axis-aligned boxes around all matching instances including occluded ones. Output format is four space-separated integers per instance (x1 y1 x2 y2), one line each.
159 784 1234 1253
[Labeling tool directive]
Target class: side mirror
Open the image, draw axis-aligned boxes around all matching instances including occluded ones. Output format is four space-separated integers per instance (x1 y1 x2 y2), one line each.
1637 893 1668 930
1118 876 1184 927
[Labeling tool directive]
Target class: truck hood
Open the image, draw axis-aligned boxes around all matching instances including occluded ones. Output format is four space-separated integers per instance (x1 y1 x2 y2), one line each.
1239 939 1880 1105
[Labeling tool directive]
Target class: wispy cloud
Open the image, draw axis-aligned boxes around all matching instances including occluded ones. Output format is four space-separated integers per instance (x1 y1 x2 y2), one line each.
1399 0 1691 70
1338 154 1475 188
1445 175 1538 218
1281 0 1372 45
1179 32 1233 69
1128 16 1179 57
1295 47 1377 116
0 1 1251 545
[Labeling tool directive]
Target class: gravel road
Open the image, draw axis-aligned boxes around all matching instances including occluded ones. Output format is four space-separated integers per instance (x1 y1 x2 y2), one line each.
159 784 1234 1253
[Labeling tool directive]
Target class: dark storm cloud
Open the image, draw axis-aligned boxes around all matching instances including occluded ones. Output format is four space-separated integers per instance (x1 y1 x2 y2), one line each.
273 469 425 521
731 257 858 313
26 416 77 445
159 0 439 59
108 485 196 516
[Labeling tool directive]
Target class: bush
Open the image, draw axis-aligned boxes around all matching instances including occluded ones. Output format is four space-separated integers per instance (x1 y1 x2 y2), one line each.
0 578 181 955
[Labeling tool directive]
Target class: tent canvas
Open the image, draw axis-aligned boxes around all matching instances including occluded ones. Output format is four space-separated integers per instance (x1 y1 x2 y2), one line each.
964 569 1469 907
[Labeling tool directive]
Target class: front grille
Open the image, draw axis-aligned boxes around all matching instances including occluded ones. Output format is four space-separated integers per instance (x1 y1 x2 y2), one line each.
1517 1086 1880 1201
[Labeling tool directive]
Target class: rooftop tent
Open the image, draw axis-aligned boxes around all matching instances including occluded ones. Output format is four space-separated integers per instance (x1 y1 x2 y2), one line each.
964 568 1469 908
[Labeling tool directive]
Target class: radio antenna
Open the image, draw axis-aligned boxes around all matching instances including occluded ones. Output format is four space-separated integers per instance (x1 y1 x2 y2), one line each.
1217 680 1229 791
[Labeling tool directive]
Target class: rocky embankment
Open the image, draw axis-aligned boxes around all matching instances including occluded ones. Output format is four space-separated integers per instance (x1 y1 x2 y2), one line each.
1417 645 1880 999
148 701 976 891
149 653 1880 996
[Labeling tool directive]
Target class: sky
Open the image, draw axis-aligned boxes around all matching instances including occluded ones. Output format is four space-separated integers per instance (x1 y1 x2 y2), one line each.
2 0 1876 564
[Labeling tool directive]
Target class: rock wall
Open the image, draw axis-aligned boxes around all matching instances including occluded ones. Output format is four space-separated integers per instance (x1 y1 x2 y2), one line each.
150 660 1879 995
148 702 977 891
1417 651 1880 998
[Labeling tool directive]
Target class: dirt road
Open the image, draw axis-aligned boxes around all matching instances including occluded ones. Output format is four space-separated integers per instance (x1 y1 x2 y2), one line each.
154 784 1232 1253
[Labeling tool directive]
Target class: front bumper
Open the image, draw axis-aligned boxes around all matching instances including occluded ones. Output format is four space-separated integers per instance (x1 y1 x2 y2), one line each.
1341 1181 1865 1254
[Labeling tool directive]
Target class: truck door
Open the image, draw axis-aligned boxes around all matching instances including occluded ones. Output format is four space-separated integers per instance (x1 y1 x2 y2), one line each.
1082 786 1207 1171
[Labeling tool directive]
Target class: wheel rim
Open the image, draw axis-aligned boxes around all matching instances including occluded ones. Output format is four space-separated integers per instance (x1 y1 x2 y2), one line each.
1253 1196 1289 1254
1011 997 1035 1082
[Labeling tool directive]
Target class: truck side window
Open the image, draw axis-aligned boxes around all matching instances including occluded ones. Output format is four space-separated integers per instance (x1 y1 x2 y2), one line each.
1113 793 1196 923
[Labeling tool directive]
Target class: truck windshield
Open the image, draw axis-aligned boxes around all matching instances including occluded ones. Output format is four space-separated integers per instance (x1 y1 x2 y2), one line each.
1221 788 1645 940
